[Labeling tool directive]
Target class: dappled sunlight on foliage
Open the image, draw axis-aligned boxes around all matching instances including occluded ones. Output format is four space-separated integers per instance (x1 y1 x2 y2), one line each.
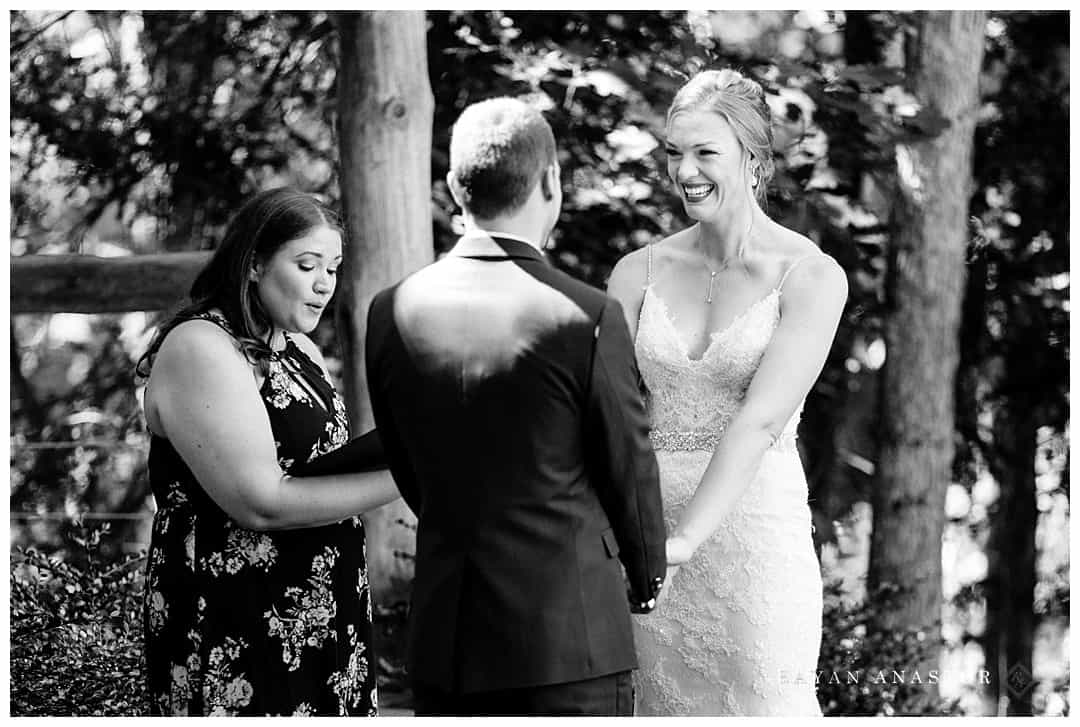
9 523 148 715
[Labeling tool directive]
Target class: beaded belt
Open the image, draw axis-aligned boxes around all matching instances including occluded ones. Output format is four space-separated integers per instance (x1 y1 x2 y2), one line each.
649 430 720 452
650 429 799 452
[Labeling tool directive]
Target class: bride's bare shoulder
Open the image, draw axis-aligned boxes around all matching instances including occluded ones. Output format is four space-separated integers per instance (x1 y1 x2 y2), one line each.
654 228 697 255
761 223 846 305
758 220 811 255
759 222 838 271
607 247 650 316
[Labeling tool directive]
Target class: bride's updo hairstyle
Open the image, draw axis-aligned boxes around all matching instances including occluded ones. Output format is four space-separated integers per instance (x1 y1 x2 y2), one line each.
667 69 775 205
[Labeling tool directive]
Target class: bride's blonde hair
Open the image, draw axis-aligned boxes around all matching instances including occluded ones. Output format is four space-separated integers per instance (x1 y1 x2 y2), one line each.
667 69 775 206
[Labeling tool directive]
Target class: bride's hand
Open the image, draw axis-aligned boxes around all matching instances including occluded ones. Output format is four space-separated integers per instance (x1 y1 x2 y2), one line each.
656 535 694 605
665 534 695 566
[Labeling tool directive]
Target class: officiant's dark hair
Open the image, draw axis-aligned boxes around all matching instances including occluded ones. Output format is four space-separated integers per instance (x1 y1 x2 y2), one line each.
448 97 557 220
136 187 341 379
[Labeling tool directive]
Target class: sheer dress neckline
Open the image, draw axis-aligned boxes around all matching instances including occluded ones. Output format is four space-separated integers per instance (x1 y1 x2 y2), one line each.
639 284 782 363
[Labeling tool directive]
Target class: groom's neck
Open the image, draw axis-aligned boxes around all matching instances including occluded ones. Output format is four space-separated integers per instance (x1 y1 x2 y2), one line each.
464 213 549 252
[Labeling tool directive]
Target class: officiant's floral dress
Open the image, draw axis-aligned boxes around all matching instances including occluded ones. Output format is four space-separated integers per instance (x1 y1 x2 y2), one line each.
143 311 377 716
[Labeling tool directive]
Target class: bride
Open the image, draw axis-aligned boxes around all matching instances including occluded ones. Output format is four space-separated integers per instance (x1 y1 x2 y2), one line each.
607 69 847 715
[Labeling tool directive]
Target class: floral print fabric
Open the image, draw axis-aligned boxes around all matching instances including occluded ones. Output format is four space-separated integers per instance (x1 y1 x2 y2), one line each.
144 312 377 716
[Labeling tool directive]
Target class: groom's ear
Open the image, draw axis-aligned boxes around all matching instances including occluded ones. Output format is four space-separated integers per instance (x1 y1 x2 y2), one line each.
539 163 559 201
446 171 464 209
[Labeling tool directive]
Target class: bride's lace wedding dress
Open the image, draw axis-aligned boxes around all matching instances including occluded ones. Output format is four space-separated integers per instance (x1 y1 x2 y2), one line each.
631 252 824 716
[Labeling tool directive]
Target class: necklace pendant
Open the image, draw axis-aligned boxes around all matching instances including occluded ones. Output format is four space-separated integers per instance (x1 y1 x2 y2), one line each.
705 271 717 304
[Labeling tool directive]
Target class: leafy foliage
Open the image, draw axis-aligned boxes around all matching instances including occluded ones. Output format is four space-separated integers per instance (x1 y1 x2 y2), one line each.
10 10 339 253
8 521 415 717
959 11 1069 471
817 581 963 716
10 523 149 716
10 312 152 554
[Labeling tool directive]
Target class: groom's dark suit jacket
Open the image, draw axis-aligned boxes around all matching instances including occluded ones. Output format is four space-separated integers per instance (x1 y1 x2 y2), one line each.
366 234 666 694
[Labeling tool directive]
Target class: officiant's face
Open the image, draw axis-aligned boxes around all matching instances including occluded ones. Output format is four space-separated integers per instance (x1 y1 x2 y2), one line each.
254 225 342 333
665 110 752 221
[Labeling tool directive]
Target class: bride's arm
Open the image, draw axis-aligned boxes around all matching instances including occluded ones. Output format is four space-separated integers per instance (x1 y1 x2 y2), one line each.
667 255 848 560
605 248 649 339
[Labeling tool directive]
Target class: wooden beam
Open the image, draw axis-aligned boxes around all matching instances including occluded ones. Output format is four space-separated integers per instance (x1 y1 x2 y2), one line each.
335 10 434 430
335 10 433 606
10 252 211 313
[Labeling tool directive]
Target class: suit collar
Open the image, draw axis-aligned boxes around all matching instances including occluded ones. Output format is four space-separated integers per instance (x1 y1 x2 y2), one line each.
448 232 549 264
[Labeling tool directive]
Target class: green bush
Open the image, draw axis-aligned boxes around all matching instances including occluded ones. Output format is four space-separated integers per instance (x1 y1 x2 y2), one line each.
10 523 149 716
817 580 963 716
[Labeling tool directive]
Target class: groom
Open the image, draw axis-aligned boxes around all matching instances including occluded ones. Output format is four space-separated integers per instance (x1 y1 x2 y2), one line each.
365 97 666 716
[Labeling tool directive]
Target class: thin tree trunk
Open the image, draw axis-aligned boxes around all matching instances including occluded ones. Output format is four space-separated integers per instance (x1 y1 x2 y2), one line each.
335 10 433 605
984 400 1038 715
844 10 885 65
980 263 1045 715
868 10 986 710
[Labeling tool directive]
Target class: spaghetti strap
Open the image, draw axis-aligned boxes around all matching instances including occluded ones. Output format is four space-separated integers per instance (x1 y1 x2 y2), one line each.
646 242 653 286
777 252 824 292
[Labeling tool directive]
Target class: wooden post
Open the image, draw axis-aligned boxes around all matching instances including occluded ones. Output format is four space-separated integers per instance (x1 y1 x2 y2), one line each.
335 10 433 604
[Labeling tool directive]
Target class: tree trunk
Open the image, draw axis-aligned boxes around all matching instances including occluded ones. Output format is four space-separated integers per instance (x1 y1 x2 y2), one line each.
979 258 1047 715
335 11 433 605
844 11 885 65
868 10 986 708
983 401 1038 715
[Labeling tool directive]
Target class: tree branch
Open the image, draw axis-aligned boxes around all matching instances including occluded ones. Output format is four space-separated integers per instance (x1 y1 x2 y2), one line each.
11 11 75 54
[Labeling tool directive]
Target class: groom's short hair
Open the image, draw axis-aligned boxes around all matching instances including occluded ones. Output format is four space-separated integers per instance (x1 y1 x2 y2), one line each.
448 97 557 221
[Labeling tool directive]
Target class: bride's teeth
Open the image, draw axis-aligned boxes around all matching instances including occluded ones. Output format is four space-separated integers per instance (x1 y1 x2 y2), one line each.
684 184 712 200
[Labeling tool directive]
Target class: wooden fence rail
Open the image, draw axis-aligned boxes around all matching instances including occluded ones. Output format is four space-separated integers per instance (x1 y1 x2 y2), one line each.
10 252 211 313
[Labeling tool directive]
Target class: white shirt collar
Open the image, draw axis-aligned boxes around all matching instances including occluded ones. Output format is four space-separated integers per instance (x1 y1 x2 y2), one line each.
460 229 541 250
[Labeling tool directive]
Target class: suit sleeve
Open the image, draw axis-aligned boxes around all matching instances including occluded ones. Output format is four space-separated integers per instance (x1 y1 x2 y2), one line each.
585 297 667 611
290 428 385 477
365 288 422 515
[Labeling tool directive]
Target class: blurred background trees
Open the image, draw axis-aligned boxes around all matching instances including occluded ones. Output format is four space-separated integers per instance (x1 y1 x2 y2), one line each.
8 10 1069 716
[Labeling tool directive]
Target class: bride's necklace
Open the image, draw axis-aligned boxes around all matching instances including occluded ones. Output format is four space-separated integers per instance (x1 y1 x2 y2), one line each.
700 254 735 304
704 263 719 304
695 226 744 304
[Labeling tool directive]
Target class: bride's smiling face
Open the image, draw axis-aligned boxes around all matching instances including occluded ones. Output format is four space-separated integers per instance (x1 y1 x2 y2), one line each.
665 110 752 221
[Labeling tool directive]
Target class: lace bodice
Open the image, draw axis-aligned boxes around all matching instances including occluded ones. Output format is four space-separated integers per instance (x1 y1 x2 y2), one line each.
634 284 801 452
